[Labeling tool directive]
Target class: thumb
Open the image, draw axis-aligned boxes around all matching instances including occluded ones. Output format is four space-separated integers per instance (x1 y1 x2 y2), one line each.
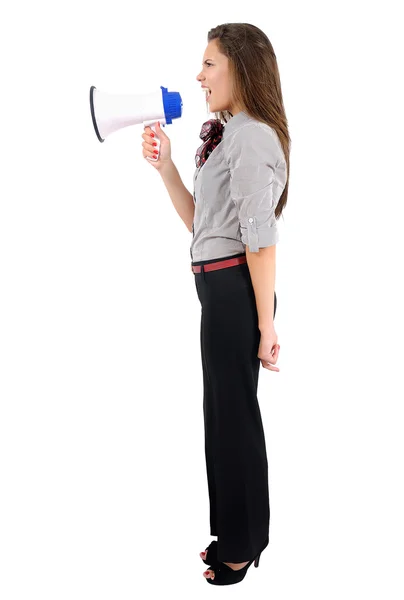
155 121 166 136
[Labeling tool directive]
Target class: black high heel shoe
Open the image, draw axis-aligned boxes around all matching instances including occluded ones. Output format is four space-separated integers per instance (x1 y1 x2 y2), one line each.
204 538 268 586
201 540 218 566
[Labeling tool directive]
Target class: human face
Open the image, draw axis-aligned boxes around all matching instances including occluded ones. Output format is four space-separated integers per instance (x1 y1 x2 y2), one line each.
196 39 242 115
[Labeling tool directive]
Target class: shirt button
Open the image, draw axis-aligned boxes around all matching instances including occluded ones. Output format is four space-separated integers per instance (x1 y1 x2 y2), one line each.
248 218 254 223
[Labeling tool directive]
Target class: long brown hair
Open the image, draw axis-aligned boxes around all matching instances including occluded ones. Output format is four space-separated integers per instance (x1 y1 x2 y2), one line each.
206 23 290 219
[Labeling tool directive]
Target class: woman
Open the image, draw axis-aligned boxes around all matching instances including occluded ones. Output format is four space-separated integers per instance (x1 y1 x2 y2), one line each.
142 23 290 586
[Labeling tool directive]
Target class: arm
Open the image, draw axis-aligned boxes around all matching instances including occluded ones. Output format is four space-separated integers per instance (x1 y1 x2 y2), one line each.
245 244 276 334
228 124 281 333
159 160 195 232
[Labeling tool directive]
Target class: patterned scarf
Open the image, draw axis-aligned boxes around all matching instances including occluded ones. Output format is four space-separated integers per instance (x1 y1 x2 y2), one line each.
195 119 224 169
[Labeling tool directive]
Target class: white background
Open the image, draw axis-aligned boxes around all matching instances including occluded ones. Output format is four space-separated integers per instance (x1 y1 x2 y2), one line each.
1 1 403 598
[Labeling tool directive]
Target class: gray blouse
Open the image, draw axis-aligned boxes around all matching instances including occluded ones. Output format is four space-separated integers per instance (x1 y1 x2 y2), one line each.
190 110 287 262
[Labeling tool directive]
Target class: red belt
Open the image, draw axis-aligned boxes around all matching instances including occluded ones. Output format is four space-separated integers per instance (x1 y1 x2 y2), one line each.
191 254 247 274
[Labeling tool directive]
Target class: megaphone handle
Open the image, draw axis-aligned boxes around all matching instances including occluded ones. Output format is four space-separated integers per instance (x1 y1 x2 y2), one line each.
148 123 160 161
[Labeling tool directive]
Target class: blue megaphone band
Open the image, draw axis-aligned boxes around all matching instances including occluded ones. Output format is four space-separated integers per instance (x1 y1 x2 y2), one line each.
161 86 183 124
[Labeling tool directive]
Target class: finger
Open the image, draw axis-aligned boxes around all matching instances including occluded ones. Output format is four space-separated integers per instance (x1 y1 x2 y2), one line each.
155 121 169 141
142 139 159 153
144 148 159 162
263 344 280 369
262 360 280 371
142 130 155 144
142 141 158 156
265 350 278 365
271 345 279 362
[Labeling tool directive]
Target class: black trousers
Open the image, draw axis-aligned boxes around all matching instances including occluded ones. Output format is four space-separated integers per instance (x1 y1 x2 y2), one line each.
192 251 277 563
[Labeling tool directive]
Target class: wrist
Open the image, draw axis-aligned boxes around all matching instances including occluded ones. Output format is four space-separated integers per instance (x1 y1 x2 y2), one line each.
158 159 175 177
259 322 275 335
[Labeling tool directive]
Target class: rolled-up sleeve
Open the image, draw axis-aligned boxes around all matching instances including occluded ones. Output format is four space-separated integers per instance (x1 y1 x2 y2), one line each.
227 124 281 252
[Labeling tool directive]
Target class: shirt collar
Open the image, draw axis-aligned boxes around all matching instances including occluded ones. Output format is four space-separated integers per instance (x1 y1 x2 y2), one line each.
222 111 252 139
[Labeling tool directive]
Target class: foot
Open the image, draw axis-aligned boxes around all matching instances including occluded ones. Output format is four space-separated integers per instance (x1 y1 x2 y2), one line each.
203 560 249 580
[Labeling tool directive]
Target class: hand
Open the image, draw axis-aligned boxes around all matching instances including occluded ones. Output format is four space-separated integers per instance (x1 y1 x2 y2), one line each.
141 121 172 171
258 330 280 372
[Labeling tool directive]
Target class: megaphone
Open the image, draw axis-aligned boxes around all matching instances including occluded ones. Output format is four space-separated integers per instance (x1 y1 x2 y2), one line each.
89 85 183 161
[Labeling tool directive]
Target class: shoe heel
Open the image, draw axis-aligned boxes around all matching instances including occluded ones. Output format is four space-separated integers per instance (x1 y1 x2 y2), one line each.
254 552 261 568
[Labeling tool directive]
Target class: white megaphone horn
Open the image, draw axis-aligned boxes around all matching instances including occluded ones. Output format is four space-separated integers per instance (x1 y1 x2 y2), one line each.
89 85 183 161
